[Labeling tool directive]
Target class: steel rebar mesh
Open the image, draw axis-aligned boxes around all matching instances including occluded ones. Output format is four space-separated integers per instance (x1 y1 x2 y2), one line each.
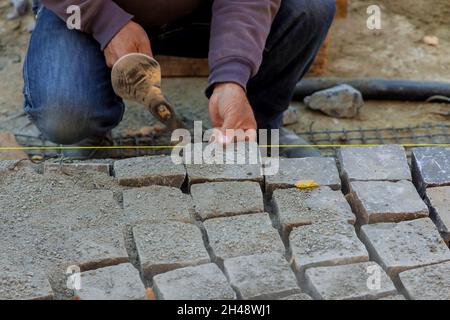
14 124 450 160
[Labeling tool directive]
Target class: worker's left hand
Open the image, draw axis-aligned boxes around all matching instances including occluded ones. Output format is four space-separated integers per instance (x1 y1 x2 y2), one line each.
209 82 257 144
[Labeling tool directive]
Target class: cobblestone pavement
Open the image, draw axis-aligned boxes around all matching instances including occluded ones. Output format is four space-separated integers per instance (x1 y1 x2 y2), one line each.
0 145 449 300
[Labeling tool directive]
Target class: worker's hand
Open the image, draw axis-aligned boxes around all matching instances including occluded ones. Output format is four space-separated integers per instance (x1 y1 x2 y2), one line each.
209 82 257 144
104 21 153 68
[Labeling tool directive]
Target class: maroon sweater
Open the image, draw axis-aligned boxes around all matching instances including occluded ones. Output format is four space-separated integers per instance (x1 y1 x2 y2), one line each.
41 0 281 91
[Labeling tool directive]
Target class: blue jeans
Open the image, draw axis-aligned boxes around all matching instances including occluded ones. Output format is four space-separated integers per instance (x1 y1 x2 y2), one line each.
24 0 335 145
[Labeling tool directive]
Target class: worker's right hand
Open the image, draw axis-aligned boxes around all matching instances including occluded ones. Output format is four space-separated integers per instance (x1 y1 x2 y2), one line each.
104 21 153 68
209 82 258 144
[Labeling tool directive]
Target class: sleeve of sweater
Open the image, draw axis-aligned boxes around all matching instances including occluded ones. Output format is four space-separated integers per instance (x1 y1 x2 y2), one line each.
207 0 281 95
40 0 133 50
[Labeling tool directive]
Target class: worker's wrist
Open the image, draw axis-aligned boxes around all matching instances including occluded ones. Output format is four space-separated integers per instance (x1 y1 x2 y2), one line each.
205 59 252 98
213 82 245 94
93 2 134 50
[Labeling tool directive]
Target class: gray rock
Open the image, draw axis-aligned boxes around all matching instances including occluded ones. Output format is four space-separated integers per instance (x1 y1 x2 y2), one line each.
204 213 285 261
338 145 412 187
283 106 299 126
412 147 450 196
304 262 397 300
304 84 364 119
123 186 194 224
114 156 186 188
11 0 29 15
191 181 264 220
133 222 210 279
6 10 19 20
290 221 369 273
223 253 301 300
426 186 450 244
360 218 450 276
77 263 146 300
399 261 450 300
272 187 355 237
7 0 29 20
153 263 236 300
349 180 429 225
265 157 341 196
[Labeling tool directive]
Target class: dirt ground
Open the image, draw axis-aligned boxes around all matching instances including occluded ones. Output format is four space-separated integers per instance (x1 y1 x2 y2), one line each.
296 0 450 132
0 0 448 142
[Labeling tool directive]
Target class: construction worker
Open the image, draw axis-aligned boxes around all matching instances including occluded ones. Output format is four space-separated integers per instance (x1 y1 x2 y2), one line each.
24 0 335 158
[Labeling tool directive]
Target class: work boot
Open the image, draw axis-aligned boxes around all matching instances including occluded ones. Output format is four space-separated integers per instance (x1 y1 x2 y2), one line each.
259 112 321 159
61 132 115 160
278 127 321 158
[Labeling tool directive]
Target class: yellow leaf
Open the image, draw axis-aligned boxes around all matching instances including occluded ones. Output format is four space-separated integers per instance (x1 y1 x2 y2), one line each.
295 180 321 190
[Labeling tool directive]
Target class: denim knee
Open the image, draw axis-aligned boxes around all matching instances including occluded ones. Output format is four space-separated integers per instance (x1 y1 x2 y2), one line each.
265 0 335 53
283 0 336 54
25 95 98 145
293 0 336 38
23 7 125 145
313 0 337 32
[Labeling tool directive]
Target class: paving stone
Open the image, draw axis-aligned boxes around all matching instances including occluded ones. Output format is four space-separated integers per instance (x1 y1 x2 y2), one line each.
0 227 55 300
223 253 301 300
360 218 450 276
30 190 123 231
76 263 146 300
114 156 186 187
133 222 210 279
349 180 429 224
185 142 263 185
399 261 450 300
153 263 236 300
412 147 450 196
280 293 313 300
338 145 411 186
272 187 355 236
123 186 194 224
0 218 128 290
204 213 285 261
186 163 263 185
44 162 111 175
0 225 110 278
0 270 54 300
378 295 406 300
191 181 264 220
426 186 450 243
64 226 129 270
304 262 397 300
266 157 341 195
290 221 369 273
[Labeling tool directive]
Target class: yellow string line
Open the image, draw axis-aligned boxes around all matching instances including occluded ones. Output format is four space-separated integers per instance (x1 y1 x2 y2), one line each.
0 143 449 151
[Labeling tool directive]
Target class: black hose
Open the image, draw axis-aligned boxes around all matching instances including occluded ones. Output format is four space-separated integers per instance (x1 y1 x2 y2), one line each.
293 78 450 102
